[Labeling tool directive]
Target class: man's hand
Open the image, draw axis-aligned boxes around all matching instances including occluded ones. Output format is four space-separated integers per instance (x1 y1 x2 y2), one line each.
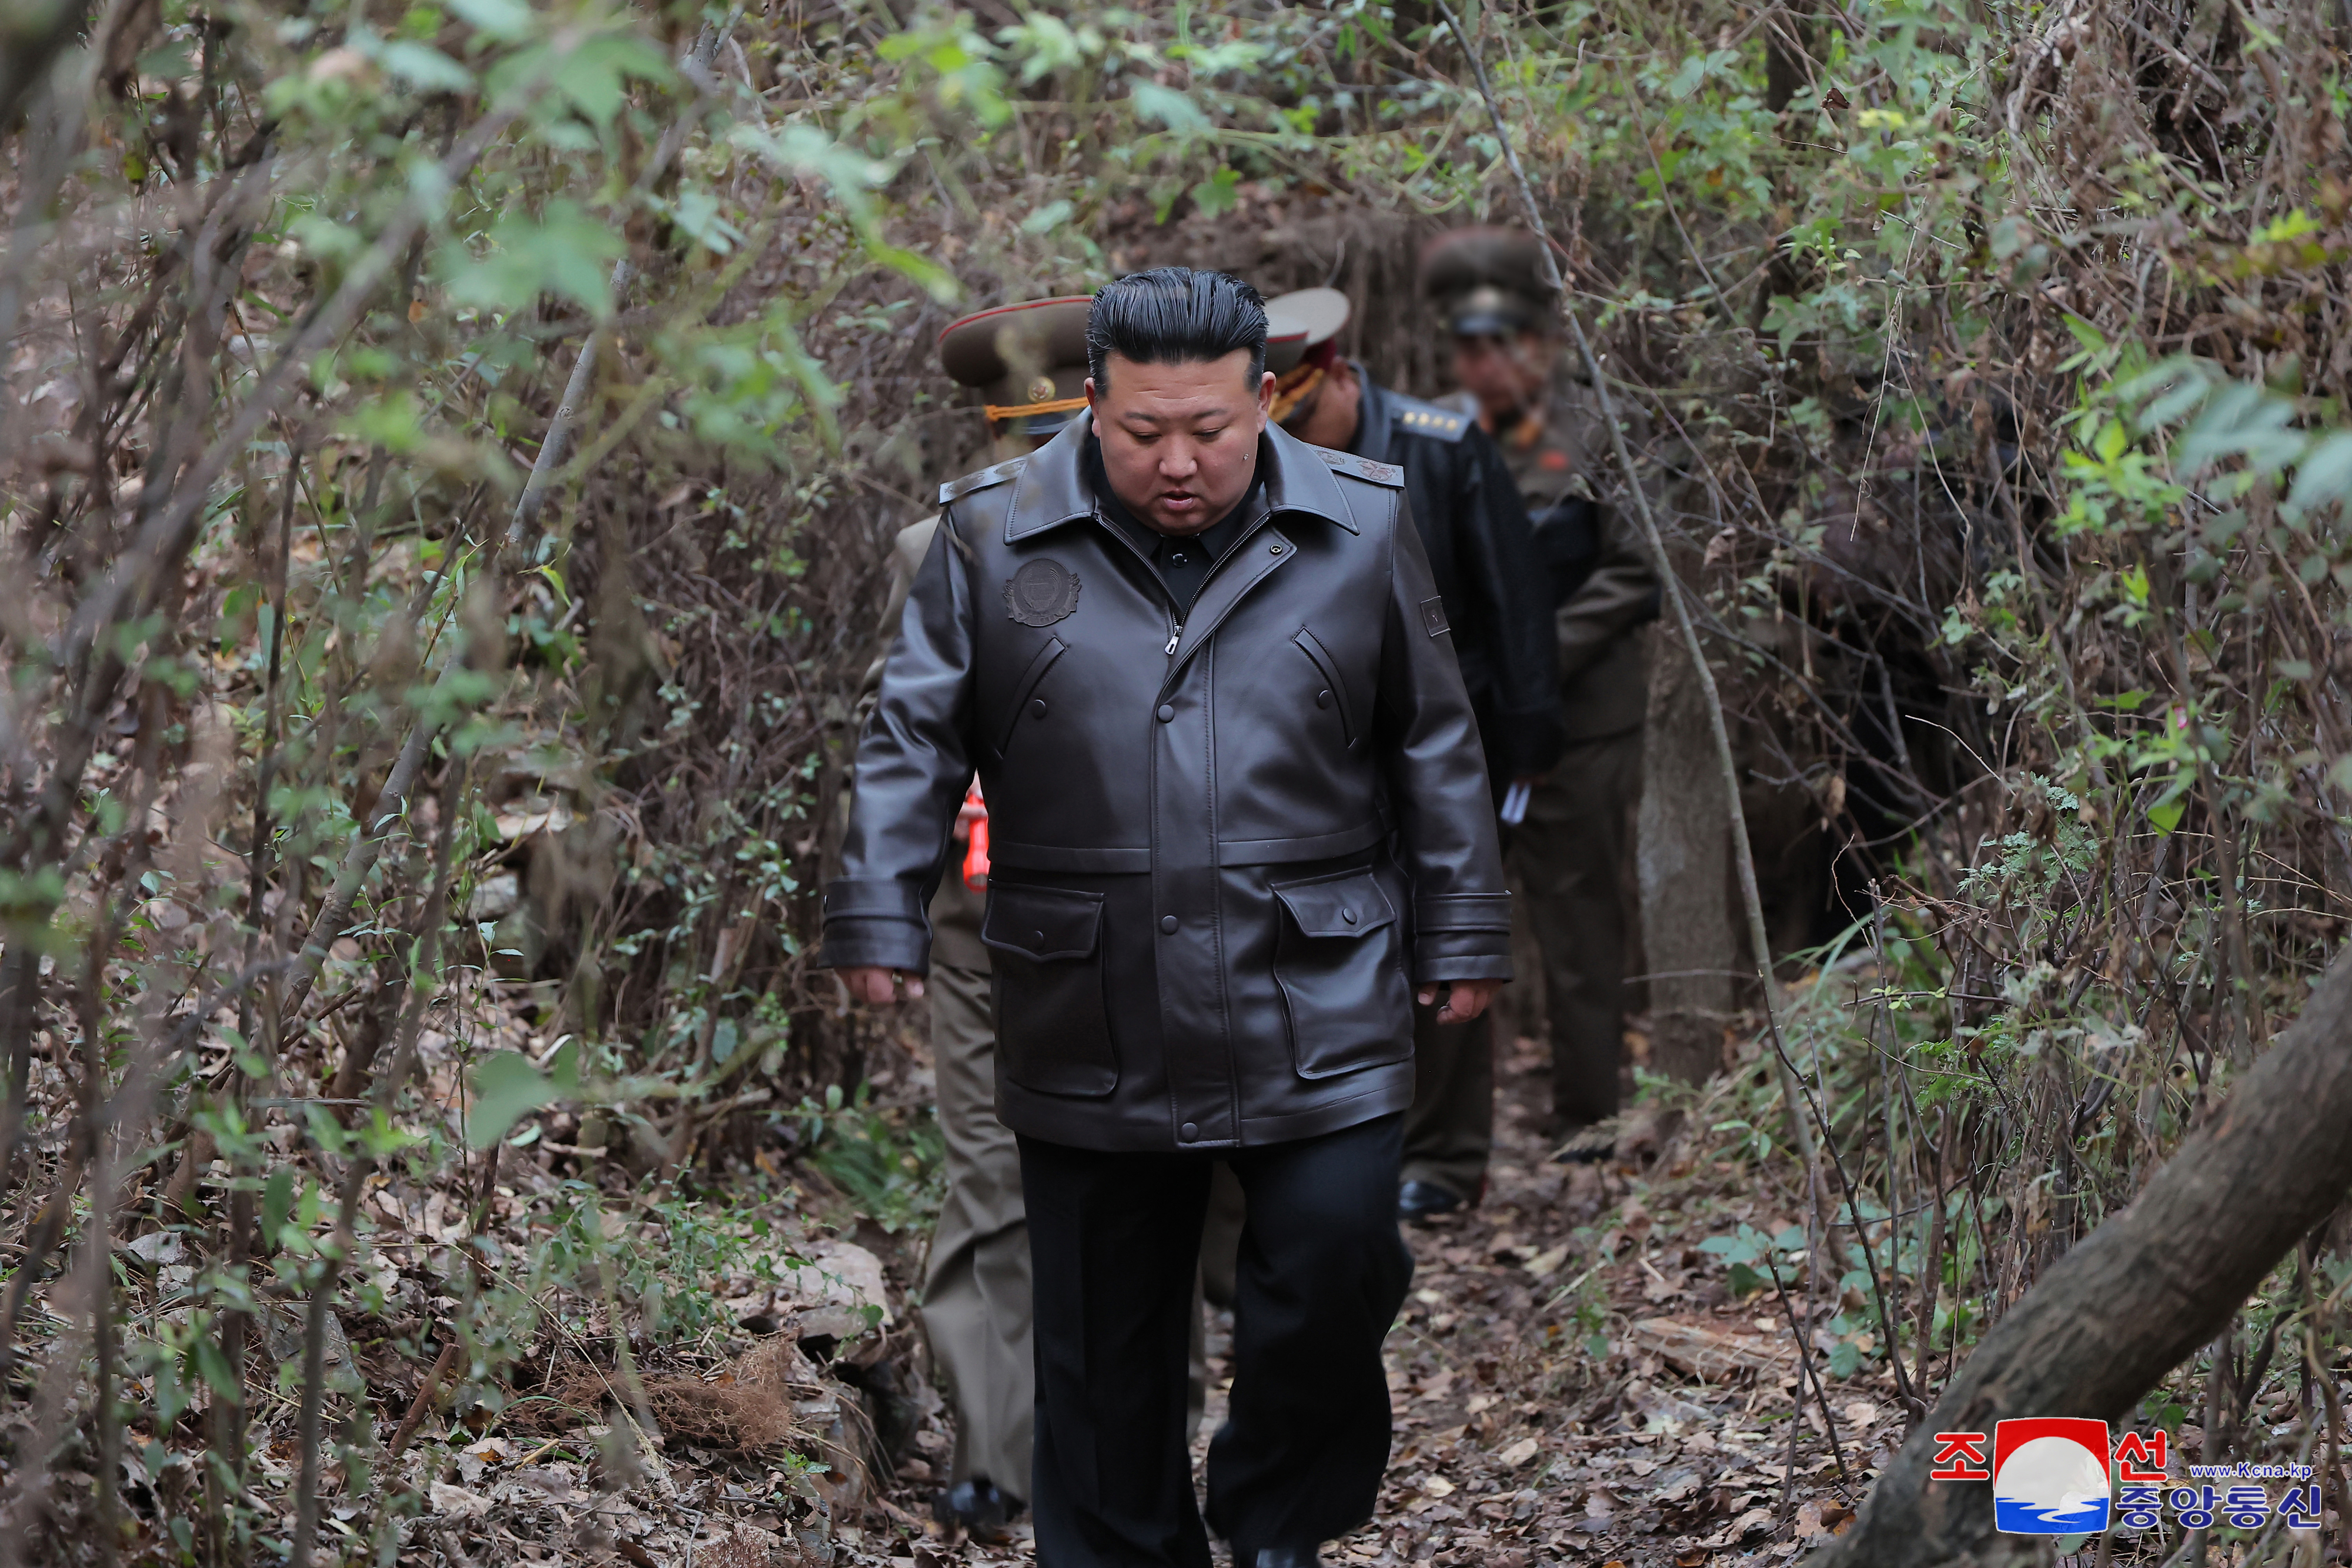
1416 978 1501 1024
838 966 925 1005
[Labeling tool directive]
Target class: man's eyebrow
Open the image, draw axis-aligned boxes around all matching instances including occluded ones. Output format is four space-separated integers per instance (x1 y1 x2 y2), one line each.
1117 403 1237 427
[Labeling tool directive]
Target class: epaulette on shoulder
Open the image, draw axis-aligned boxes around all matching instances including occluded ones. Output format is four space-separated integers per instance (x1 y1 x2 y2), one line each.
1391 399 1472 443
1315 447 1405 488
939 456 1028 506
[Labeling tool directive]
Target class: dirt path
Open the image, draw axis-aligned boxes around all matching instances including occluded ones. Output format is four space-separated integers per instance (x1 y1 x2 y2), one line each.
878 1031 1892 1567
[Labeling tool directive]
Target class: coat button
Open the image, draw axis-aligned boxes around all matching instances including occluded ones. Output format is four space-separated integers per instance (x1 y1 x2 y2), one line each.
1269 543 1284 554
1179 1122 1199 1142
1030 698 1048 718
1161 915 1178 934
1033 930 1046 945
1342 907 1357 924
1317 689 1332 709
1156 704 1175 723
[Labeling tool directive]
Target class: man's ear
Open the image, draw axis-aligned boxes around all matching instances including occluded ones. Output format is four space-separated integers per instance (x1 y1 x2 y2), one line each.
1084 376 1100 413
1254 368 1276 424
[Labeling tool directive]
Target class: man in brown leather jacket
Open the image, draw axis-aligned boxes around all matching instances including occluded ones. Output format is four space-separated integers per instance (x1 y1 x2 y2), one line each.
825 269 1511 1568
1423 229 1661 1151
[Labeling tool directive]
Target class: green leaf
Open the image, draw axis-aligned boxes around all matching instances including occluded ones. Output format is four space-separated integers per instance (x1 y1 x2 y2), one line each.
446 0 534 42
551 33 673 127
439 199 626 317
191 1333 243 1403
2176 381 2303 476
2288 430 2352 516
348 390 425 452
2147 797 2185 835
469 1050 557 1147
1190 167 1241 218
1130 80 1207 131
262 1166 295 1239
379 41 474 92
667 188 746 254
150 1345 191 1429
1666 51 1712 99
1020 199 1074 235
2061 313 2109 355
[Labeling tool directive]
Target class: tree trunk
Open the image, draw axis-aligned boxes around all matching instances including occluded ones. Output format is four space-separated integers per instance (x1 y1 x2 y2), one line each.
1806 939 2352 1568
1637 626 1738 1084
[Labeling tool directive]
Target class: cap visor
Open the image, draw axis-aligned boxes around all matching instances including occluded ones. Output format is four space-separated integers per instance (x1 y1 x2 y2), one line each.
1450 309 1527 337
1019 410 1079 437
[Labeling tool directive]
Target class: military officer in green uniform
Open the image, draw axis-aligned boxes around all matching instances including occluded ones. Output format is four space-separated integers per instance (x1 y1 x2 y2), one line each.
1421 229 1661 1144
861 297 1095 1539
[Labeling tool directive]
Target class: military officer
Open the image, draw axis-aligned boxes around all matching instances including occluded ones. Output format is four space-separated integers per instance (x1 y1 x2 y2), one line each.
1261 286 1560 1222
1421 228 1661 1142
864 295 1096 1540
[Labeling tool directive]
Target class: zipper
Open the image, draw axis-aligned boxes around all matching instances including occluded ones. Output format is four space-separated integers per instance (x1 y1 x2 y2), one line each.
1165 625 1182 656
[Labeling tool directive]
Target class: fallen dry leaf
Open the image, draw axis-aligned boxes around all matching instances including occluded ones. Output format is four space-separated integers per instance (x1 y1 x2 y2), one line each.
426 1482 492 1520
1495 1436 1541 1467
1629 1316 1798 1381
1521 1243 1571 1278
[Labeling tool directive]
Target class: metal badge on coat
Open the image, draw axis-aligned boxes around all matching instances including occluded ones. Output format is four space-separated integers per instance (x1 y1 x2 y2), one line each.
1005 559 1082 627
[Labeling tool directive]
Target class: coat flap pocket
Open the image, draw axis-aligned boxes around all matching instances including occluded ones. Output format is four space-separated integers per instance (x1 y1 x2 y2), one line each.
1272 871 1396 940
981 885 1104 962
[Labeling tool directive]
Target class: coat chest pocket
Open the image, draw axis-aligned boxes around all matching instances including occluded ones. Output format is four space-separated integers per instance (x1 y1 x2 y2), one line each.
995 637 1067 757
981 884 1117 1096
1270 870 1411 1079
1292 628 1357 747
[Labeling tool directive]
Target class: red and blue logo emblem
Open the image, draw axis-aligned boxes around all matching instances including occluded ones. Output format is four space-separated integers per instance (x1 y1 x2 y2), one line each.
1993 1419 2113 1535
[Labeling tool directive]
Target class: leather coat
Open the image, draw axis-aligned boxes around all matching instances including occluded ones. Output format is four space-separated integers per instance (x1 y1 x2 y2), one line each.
1351 370 1563 781
821 414 1512 1153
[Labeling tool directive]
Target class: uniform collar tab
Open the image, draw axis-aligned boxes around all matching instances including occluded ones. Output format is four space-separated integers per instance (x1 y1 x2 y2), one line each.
1262 423 1357 533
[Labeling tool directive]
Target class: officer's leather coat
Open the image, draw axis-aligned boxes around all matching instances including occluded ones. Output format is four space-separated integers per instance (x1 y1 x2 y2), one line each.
821 414 1512 1153
1351 371 1563 781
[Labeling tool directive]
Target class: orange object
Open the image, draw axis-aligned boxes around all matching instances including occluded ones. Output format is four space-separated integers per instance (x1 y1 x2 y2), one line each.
962 787 990 890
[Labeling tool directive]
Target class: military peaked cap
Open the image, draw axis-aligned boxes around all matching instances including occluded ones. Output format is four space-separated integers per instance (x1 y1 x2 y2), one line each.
938 296 1096 437
1262 286 1352 426
1420 228 1561 337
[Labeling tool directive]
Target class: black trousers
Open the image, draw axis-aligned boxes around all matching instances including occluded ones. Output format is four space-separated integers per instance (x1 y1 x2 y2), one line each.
1019 1114 1415 1568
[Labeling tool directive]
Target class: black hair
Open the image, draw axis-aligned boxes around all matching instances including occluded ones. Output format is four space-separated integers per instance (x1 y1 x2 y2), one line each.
1086 267 1268 394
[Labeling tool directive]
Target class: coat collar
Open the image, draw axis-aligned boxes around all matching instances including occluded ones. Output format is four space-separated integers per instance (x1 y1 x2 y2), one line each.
1002 409 1357 542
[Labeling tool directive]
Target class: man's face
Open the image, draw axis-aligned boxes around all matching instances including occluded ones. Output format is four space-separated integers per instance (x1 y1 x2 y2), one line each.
1451 330 1554 422
1087 349 1274 535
